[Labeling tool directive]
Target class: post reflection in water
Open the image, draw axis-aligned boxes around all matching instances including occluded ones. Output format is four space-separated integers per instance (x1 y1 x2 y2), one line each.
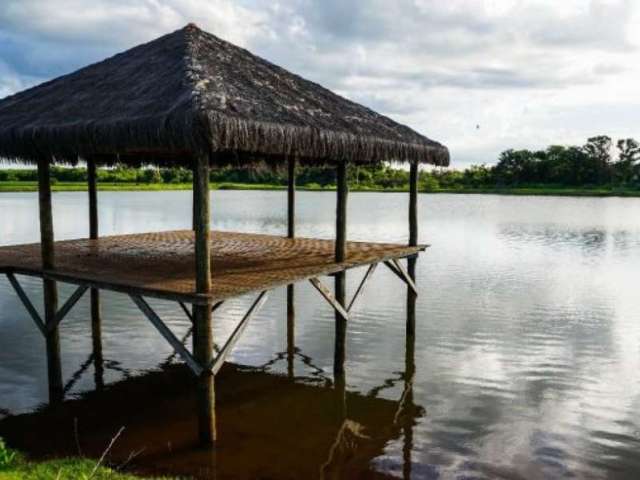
402 257 417 480
0 283 425 480
287 284 295 380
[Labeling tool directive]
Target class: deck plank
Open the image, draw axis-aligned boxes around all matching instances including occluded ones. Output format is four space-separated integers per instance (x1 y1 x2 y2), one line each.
0 231 425 303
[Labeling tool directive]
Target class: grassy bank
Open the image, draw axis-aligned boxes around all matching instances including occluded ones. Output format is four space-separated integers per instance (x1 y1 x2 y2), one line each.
1 181 640 197
0 439 160 480
435 186 640 197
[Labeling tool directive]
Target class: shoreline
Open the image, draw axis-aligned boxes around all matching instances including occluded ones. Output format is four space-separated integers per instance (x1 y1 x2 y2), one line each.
1 182 639 197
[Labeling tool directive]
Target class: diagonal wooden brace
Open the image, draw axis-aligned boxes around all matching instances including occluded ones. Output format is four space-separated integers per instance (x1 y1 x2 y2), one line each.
49 284 89 332
179 300 224 324
347 263 378 312
208 291 269 375
6 272 46 335
178 301 193 322
130 294 204 376
6 273 88 335
383 259 418 296
309 277 349 322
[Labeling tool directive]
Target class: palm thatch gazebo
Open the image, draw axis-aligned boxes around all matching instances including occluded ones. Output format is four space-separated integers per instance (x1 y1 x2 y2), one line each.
0 24 449 445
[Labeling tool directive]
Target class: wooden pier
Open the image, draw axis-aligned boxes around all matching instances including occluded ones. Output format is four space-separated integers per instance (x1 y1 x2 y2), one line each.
0 23 449 447
0 231 424 306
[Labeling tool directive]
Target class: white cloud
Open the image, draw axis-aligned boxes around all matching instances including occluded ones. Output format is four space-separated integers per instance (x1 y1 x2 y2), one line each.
0 0 638 167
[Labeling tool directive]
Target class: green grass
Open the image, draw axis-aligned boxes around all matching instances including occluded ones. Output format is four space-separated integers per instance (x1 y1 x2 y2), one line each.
0 181 390 193
433 186 640 197
0 439 168 480
1 181 640 197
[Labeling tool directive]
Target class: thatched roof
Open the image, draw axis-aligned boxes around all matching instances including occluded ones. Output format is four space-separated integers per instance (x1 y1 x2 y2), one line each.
0 24 449 166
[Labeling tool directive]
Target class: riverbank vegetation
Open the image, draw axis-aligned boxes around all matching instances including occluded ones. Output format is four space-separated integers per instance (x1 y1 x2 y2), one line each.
1 136 638 196
0 438 163 479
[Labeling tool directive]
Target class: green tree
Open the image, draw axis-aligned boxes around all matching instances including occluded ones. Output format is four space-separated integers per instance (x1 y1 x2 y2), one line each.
582 136 613 184
615 138 640 185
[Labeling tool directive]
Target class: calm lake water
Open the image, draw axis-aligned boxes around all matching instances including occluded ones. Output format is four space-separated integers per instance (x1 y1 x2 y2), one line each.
1 190 640 479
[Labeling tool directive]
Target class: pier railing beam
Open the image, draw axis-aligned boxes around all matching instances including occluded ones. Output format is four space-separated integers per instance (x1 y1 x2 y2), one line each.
87 156 104 385
38 156 63 403
334 161 348 375
287 155 296 378
193 152 216 445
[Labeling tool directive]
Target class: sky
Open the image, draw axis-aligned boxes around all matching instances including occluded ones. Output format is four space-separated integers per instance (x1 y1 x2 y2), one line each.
0 0 639 168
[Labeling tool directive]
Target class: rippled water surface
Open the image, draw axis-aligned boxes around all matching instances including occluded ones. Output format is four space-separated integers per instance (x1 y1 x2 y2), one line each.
2 191 640 479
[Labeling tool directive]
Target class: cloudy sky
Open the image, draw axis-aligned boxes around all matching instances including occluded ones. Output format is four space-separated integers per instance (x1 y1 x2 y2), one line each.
1 0 638 167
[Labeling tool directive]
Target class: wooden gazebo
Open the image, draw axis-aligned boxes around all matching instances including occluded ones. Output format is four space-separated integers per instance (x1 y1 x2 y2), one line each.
0 24 449 445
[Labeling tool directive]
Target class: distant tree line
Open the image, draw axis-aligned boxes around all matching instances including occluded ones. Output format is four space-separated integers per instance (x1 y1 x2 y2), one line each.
0 136 638 191
463 136 640 188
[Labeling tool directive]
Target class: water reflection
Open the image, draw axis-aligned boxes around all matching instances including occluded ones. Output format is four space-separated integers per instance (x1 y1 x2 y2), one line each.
0 355 423 479
2 191 640 478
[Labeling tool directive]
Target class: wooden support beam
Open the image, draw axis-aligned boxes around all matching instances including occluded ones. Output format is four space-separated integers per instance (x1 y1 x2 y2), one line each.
6 272 46 335
130 294 204 376
88 157 99 240
334 161 348 375
38 157 63 403
192 152 216 445
287 156 296 239
192 162 200 232
409 162 418 247
7 274 88 334
87 156 103 371
180 300 223 323
334 272 347 375
309 277 349 322
49 284 89 332
406 257 417 336
209 291 269 375
407 161 419 337
179 301 194 323
287 155 296 378
211 300 224 314
384 259 418 296
335 162 348 263
347 263 377 312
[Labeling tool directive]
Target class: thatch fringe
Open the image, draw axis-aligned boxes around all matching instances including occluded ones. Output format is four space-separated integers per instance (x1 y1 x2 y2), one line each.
206 113 449 166
0 24 449 167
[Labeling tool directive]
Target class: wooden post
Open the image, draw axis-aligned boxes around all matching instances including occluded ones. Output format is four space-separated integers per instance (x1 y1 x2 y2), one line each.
409 162 418 248
287 156 296 239
334 161 348 375
192 153 215 445
191 163 200 353
287 156 296 378
407 162 418 336
87 157 104 389
192 164 200 232
38 157 63 403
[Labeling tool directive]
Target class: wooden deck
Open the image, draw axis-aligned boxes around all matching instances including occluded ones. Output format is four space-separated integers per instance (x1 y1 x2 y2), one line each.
0 231 424 304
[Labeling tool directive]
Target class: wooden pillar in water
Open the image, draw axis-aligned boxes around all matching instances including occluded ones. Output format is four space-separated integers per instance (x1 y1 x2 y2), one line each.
38 157 63 403
407 161 418 336
334 161 348 375
193 153 215 445
286 156 296 379
87 157 104 389
191 164 201 353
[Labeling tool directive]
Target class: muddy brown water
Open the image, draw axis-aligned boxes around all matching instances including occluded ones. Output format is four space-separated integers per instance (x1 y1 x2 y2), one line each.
2 191 640 479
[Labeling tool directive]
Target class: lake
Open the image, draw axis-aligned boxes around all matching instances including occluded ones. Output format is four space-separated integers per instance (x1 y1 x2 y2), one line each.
1 190 640 479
